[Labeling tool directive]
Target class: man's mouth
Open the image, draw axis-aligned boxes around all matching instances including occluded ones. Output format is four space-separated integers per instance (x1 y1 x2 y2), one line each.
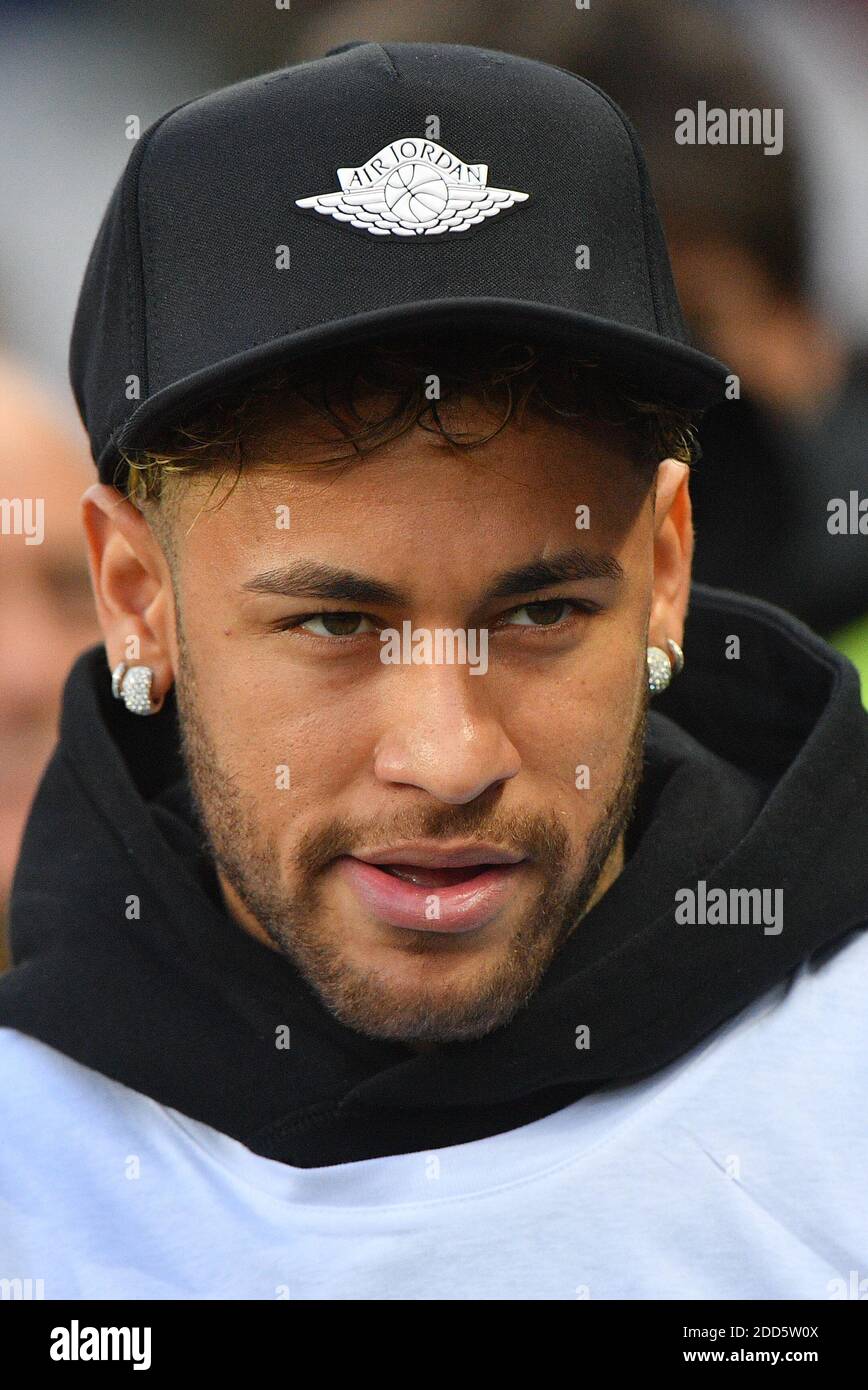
376 863 495 888
335 842 530 933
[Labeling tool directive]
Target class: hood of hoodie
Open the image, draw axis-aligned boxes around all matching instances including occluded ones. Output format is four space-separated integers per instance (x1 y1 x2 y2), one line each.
3 583 868 1166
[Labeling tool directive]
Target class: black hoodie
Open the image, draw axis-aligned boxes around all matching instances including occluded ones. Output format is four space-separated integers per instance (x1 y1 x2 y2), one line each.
2 583 867 1168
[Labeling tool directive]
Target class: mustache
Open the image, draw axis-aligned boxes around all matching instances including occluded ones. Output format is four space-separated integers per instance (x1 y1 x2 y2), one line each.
294 800 571 882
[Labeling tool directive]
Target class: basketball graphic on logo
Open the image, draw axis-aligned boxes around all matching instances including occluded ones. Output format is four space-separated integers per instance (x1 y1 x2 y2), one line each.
384 162 449 224
296 137 530 236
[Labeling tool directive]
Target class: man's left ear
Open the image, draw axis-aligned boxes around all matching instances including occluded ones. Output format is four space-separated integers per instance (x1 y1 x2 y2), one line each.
649 458 693 651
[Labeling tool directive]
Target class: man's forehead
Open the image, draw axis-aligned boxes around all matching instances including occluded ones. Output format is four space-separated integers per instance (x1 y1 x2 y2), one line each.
174 411 643 523
150 391 656 597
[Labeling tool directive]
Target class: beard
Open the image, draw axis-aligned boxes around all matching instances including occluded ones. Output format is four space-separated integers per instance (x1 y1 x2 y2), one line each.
175 634 648 1045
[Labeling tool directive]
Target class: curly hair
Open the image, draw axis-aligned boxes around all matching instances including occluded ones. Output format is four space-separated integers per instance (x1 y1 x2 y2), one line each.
120 333 701 514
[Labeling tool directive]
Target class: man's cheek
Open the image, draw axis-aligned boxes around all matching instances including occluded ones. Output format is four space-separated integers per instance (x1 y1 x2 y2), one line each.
530 707 631 792
215 727 326 837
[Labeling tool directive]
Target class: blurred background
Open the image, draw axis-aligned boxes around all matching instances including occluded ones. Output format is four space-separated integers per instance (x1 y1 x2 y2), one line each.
1 0 866 962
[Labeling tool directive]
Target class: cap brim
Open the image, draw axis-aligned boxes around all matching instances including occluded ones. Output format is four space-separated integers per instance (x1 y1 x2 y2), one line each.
109 297 730 472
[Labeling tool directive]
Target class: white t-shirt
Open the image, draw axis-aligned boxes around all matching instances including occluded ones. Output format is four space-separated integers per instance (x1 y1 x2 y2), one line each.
1 926 867 1301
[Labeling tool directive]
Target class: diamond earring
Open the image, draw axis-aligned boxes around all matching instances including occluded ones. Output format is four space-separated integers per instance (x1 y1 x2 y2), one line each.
110 661 159 716
646 639 684 695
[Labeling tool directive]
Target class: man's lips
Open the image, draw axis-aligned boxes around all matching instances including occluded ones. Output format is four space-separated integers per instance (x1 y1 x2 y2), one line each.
353 842 527 869
334 843 530 932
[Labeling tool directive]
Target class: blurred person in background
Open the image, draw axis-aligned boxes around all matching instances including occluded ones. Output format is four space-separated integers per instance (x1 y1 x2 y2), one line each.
0 358 97 967
599 3 868 642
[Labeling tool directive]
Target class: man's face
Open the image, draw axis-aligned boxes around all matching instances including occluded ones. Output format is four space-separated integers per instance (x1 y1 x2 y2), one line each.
148 395 664 1045
88 387 692 1046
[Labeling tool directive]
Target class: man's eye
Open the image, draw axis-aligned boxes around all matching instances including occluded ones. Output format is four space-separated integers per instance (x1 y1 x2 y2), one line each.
298 611 375 637
503 599 585 627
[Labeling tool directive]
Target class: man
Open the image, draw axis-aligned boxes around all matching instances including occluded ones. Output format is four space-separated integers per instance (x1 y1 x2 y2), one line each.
1 42 866 1301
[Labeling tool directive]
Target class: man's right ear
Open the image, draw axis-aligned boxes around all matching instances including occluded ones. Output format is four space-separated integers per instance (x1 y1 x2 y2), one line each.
80 483 177 700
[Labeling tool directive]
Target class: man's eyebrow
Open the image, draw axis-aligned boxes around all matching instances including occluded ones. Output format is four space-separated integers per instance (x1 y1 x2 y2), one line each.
242 547 623 608
242 561 408 606
481 547 624 602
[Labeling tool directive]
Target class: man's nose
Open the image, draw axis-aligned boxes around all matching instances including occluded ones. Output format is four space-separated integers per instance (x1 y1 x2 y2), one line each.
372 665 521 805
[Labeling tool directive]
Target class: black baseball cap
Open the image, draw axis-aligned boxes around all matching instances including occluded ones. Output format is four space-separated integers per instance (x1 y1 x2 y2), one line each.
70 40 730 485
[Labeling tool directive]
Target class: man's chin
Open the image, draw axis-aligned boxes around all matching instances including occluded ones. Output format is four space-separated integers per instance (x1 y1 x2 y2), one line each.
218 835 627 1044
270 893 577 1046
294 948 545 1045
